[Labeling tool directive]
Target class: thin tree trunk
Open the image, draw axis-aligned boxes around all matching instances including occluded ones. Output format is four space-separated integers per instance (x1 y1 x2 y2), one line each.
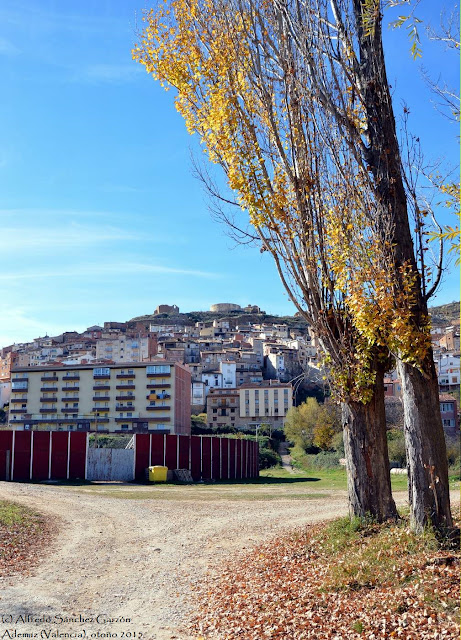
342 366 398 521
397 357 453 532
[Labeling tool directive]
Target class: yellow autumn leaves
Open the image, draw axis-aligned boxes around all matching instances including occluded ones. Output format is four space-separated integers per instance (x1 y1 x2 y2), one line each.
133 0 433 401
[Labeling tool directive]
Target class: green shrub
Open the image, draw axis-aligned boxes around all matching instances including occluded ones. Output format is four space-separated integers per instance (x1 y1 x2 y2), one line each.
259 447 282 469
309 451 341 469
387 428 406 467
331 431 345 456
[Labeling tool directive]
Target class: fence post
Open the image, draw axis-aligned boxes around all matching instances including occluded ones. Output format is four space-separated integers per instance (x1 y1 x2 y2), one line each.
11 430 15 481
29 431 34 480
66 432 71 480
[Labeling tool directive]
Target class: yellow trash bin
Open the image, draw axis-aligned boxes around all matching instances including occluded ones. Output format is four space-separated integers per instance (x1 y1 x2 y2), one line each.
148 466 168 482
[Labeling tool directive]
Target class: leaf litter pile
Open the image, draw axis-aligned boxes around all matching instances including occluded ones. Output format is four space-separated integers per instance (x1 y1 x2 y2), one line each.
190 511 460 639
0 500 55 578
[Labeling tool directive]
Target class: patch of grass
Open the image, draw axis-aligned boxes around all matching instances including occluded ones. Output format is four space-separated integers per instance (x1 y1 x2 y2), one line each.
65 484 329 501
0 501 38 527
352 620 364 633
0 500 52 577
319 514 441 592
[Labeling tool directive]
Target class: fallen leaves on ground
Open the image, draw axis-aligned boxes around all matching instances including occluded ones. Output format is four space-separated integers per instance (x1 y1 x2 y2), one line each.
0 500 56 578
190 512 460 639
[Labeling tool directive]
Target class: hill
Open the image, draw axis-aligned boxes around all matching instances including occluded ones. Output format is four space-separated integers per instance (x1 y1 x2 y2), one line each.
429 301 460 327
128 309 309 331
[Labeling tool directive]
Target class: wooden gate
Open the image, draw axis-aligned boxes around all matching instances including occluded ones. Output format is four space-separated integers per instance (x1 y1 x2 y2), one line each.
86 448 134 481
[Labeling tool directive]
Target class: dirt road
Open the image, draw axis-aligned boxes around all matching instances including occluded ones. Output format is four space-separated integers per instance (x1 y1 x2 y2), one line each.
0 481 396 640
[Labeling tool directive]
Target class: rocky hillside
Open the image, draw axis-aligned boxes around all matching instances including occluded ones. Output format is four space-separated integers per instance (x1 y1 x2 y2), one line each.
129 309 309 331
429 301 460 327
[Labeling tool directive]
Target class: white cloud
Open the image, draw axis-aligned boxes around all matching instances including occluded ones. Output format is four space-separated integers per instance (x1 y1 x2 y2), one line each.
0 262 220 281
0 224 140 250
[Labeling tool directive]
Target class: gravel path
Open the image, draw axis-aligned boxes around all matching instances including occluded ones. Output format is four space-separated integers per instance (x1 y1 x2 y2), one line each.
0 482 415 640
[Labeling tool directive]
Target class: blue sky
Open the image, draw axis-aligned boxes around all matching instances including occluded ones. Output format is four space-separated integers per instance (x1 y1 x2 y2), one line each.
0 0 458 346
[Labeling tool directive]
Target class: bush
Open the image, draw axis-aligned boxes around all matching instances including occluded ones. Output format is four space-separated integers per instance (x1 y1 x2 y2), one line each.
88 435 132 449
331 431 345 456
309 451 341 469
445 433 460 480
259 447 282 469
387 429 406 467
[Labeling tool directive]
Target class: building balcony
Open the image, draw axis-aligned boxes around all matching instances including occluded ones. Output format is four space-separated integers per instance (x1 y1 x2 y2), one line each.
41 396 58 403
146 383 171 389
62 375 80 381
41 376 58 382
93 373 111 379
62 386 80 391
10 398 27 404
40 387 58 393
93 385 110 391
61 408 78 413
41 408 58 413
146 405 171 411
146 373 171 378
116 373 136 379
148 417 171 423
115 405 135 411
92 396 110 402
114 413 139 421
116 384 135 390
12 377 28 383
146 393 171 400
11 408 27 414
116 395 135 401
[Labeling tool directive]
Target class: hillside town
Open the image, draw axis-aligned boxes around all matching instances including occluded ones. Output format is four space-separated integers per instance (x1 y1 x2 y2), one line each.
1 302 459 435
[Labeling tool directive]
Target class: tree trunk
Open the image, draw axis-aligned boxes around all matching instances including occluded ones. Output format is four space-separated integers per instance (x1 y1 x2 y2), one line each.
397 357 453 532
342 366 398 522
352 2 453 532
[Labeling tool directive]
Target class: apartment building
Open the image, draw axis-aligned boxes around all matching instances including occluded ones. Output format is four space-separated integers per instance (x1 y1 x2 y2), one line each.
95 335 157 362
239 382 293 430
206 381 293 431
0 350 19 382
439 394 458 432
436 354 460 393
206 388 240 429
9 362 191 434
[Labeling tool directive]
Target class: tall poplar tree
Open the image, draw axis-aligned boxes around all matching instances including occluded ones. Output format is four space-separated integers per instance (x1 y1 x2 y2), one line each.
133 0 453 531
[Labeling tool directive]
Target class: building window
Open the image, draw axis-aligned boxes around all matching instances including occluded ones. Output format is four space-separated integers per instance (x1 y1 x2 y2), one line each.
146 365 171 374
12 380 28 390
94 367 110 377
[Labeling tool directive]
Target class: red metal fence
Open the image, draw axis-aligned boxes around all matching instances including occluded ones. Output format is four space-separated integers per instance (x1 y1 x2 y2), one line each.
0 431 259 482
133 434 259 481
